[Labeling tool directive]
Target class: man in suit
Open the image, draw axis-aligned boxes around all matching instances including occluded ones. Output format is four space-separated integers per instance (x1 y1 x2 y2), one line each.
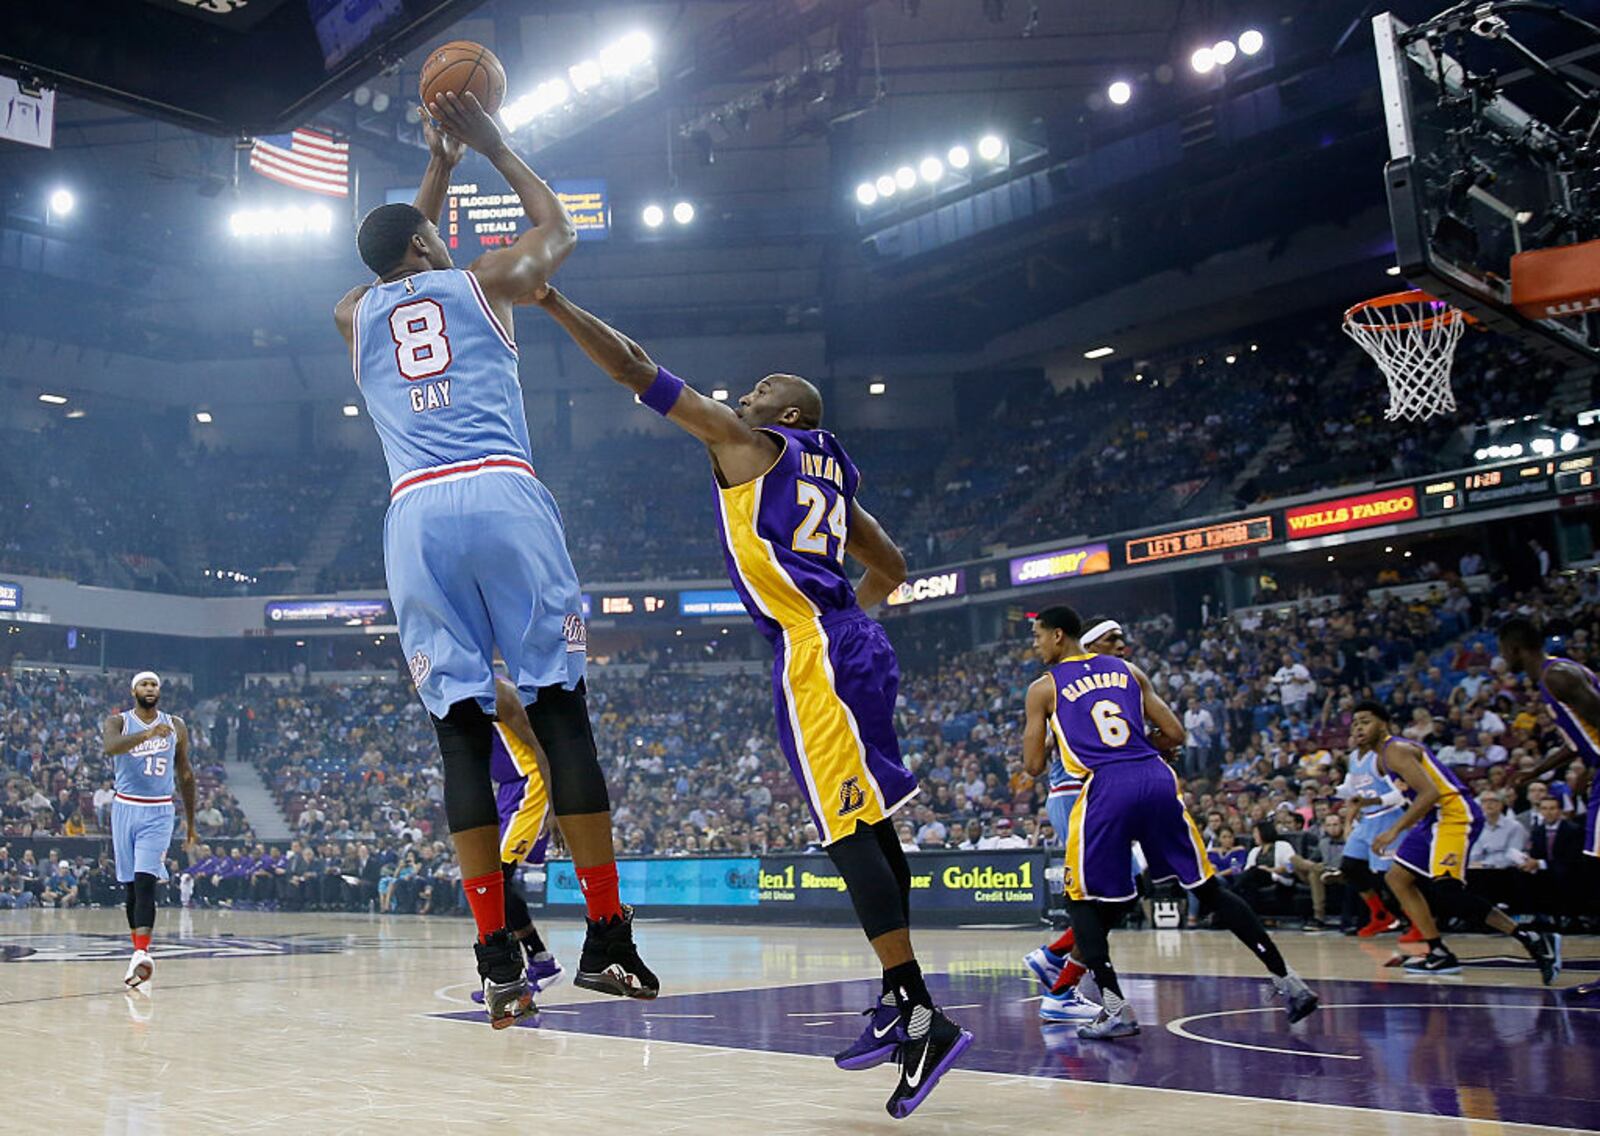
1521 797 1584 917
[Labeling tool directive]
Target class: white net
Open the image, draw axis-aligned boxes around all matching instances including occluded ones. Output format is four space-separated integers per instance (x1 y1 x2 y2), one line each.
1341 292 1466 421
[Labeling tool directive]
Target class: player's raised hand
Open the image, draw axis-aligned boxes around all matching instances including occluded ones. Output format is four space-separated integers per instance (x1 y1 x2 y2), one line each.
422 116 466 167
428 90 504 156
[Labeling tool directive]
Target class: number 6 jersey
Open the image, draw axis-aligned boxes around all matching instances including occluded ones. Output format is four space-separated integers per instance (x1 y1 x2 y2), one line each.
1046 653 1163 778
715 425 862 642
353 268 534 488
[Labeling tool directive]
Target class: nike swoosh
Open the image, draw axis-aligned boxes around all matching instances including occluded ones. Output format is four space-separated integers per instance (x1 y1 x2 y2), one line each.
904 1043 930 1089
872 1019 898 1039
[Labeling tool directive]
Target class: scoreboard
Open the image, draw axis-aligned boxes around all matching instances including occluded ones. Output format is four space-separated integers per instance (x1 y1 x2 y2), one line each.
391 177 610 252
1420 454 1596 514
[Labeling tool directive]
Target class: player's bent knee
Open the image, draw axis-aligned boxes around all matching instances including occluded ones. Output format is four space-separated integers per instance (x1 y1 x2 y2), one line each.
1191 876 1223 913
434 699 499 833
526 683 612 816
826 827 908 940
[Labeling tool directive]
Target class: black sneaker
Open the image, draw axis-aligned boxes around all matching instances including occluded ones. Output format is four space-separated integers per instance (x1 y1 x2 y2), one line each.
1520 930 1562 986
575 904 659 999
1401 948 1462 976
474 930 535 1029
885 1007 973 1120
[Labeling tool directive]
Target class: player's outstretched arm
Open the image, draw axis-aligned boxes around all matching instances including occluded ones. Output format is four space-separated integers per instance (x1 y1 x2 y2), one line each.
533 284 777 476
844 502 908 609
413 118 465 225
429 91 576 309
1022 675 1055 777
173 717 198 848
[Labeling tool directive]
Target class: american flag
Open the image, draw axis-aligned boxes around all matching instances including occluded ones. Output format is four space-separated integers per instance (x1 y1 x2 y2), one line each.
249 128 349 197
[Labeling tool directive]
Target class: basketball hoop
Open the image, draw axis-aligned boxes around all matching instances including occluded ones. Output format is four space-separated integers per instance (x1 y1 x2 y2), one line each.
1342 290 1469 421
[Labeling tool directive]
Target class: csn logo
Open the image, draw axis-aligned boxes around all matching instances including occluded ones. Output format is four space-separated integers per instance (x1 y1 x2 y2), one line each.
172 0 252 13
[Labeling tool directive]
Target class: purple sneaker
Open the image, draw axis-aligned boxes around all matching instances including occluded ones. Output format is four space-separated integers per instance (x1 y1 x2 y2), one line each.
886 1008 973 1119
834 995 904 1070
528 951 564 993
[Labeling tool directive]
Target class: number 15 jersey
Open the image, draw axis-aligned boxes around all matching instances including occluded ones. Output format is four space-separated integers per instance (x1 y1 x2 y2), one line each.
1047 653 1163 779
716 425 862 641
353 268 534 487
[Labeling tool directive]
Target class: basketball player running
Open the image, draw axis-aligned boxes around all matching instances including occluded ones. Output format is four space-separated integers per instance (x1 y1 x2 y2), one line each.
102 672 197 989
333 93 654 1027
1333 726 1404 937
1022 607 1318 1039
1353 701 1559 981
530 284 971 1120
1025 614 1127 1022
470 678 563 1007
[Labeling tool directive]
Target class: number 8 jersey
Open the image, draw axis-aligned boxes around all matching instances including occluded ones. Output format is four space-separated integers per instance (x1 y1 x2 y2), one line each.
1047 653 1163 778
353 268 534 487
715 425 862 642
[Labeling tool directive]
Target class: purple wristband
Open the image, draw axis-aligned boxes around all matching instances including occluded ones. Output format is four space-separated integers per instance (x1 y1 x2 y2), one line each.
640 367 686 416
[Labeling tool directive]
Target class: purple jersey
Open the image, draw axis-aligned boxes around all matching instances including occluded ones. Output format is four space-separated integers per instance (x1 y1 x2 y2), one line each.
715 426 862 641
1046 654 1161 778
1541 657 1600 769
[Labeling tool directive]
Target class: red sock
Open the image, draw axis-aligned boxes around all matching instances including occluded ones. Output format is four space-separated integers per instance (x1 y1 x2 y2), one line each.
1051 960 1087 995
1048 928 1076 955
131 932 151 952
462 872 506 943
576 862 623 922
1363 894 1387 918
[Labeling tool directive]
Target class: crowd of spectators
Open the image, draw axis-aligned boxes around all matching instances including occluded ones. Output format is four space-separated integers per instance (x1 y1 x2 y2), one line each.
1 318 1584 596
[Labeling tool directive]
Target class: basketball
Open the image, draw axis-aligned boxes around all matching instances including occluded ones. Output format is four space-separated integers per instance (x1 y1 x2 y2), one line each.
419 40 506 116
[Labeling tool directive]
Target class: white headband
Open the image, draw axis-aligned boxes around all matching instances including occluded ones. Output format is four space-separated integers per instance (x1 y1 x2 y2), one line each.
131 671 161 692
1081 620 1122 646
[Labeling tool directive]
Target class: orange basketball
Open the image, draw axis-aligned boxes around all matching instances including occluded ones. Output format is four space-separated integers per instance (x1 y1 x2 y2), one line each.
419 40 506 116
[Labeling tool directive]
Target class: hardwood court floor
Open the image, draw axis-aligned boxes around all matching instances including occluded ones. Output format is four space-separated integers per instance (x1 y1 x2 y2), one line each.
1 909 1594 1135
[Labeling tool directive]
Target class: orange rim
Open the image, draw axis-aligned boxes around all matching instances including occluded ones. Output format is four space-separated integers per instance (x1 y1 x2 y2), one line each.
1343 289 1475 332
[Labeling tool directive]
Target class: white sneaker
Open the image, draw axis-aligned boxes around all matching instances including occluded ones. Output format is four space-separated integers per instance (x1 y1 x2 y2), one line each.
124 949 153 989
1023 946 1065 989
1038 987 1100 1022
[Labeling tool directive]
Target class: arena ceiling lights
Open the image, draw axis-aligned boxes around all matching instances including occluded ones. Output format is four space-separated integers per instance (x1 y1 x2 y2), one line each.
853 132 1044 219
498 32 658 149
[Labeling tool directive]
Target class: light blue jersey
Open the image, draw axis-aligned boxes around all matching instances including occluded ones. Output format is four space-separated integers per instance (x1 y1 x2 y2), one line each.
354 268 532 487
114 710 176 801
112 709 177 883
1339 747 1402 869
349 266 586 718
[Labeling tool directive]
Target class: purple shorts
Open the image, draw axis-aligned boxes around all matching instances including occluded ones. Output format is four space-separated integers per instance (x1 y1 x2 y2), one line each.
1064 758 1212 902
491 722 551 865
770 611 918 845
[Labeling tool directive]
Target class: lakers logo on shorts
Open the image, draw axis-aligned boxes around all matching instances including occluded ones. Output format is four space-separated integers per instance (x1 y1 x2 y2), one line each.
837 776 866 817
510 838 530 859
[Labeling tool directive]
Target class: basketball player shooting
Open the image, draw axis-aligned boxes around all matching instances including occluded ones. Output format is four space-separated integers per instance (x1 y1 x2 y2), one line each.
530 284 972 1120
102 672 197 990
333 91 656 1028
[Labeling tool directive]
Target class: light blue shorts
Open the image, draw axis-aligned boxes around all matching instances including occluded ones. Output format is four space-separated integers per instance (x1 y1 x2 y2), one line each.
385 471 588 719
1345 813 1397 872
112 801 176 883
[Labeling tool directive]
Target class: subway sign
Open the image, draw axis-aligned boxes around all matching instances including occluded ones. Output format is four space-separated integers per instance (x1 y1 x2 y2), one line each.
1284 487 1418 538
1008 544 1112 586
1124 516 1274 565
887 569 968 607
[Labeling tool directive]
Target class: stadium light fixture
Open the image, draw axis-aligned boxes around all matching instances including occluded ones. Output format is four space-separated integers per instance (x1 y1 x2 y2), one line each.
1191 46 1216 74
1386 265 1402 276
1238 29 1265 56
38 393 68 405
868 380 887 395
875 174 897 198
1212 40 1238 66
195 411 213 424
48 187 75 217
672 200 695 225
1561 431 1581 451
1083 346 1115 360
894 165 917 190
947 145 970 170
1531 437 1556 457
1107 81 1132 106
600 31 653 77
342 404 360 418
712 389 730 401
976 134 1004 161
229 204 333 238
65 408 86 419
919 156 944 183
1225 354 1238 365
370 91 391 114
503 32 654 131
569 59 603 93
856 182 879 206
641 203 665 228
